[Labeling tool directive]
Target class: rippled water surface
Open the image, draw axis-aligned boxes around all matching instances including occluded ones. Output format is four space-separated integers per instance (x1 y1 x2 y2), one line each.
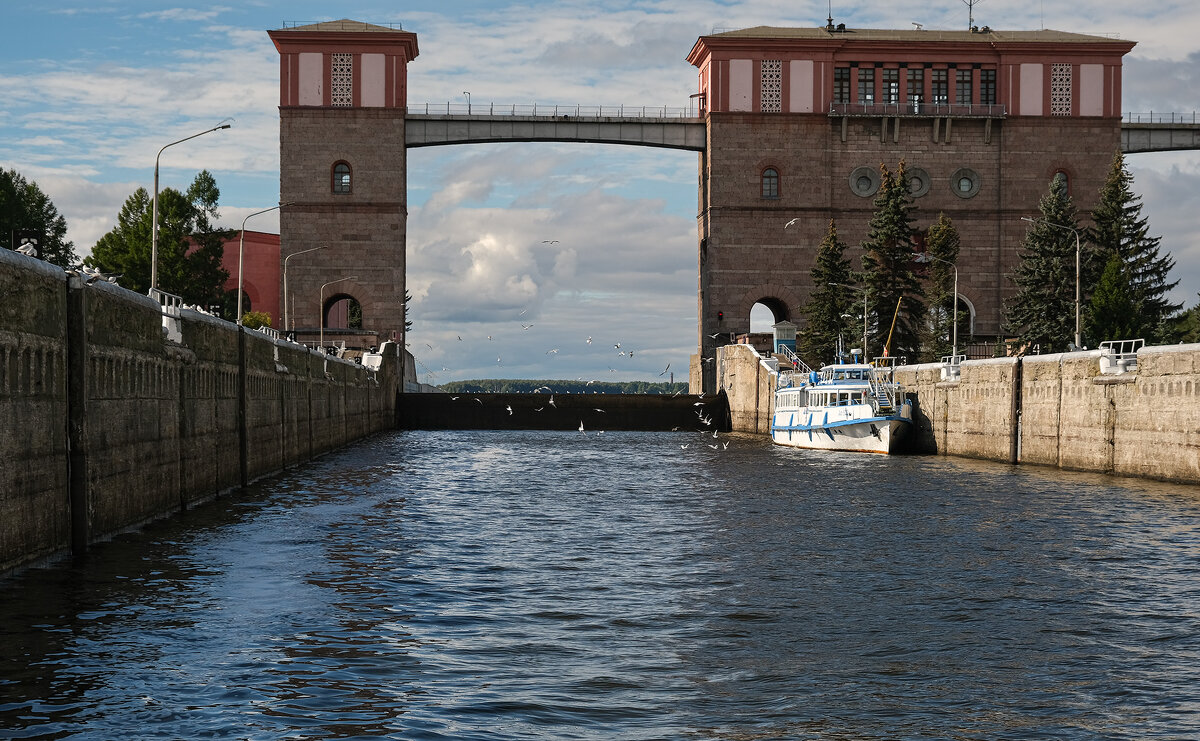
2 430 1199 739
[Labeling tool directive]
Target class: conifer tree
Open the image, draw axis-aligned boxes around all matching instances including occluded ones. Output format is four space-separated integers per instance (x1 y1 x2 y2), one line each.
1087 252 1139 340
860 161 925 361
1005 173 1083 353
1087 151 1179 342
798 219 857 365
920 212 961 362
0 168 78 269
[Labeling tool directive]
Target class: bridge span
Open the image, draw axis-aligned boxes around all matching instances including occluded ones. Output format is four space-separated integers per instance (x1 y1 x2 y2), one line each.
406 104 1200 155
404 104 705 151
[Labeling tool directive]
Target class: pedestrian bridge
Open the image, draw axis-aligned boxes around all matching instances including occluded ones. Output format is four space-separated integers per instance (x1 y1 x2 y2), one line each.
404 104 1200 154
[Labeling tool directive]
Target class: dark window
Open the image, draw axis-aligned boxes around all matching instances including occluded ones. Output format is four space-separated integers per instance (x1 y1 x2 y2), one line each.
980 69 997 105
882 69 899 106
857 68 874 105
762 168 779 199
931 69 948 105
834 67 850 104
907 68 924 111
332 162 351 194
956 69 973 105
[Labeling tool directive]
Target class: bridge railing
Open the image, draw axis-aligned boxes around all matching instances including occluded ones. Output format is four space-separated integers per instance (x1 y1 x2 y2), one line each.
829 101 1007 117
409 102 700 119
1123 112 1199 124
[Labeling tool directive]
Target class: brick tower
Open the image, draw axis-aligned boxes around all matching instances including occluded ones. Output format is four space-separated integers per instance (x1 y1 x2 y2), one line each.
688 25 1133 390
268 20 419 350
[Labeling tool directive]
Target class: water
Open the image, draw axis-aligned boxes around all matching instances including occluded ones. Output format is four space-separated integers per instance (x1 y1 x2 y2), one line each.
2 430 1199 740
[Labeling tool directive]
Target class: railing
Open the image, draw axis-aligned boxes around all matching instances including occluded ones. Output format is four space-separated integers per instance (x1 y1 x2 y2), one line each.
1123 112 1199 124
829 102 1006 117
408 102 700 118
940 353 966 381
1099 338 1143 375
281 20 404 30
253 325 281 341
777 345 816 376
149 288 183 317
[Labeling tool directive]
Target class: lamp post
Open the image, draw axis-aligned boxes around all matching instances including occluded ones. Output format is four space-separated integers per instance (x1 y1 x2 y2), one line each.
828 282 869 359
283 244 326 333
150 122 231 293
319 276 356 351
1022 216 1081 350
912 251 959 364
463 91 470 113
236 202 292 325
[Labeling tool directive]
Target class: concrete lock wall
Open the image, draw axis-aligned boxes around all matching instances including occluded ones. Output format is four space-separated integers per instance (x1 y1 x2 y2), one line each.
1 250 400 576
721 341 1200 484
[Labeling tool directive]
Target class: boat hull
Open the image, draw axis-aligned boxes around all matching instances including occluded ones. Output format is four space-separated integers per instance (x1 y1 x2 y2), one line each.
770 414 911 454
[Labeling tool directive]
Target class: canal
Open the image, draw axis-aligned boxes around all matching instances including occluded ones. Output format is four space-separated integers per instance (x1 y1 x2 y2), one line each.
2 430 1198 739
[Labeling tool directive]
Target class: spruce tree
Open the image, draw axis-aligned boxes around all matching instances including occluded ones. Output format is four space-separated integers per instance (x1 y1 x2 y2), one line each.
920 212 961 362
860 161 926 362
0 168 78 269
1087 252 1139 340
1005 173 1083 353
1088 151 1179 342
798 219 857 366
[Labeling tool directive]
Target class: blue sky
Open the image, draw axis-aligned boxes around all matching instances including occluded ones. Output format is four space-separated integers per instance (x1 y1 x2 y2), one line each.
2 1 1198 384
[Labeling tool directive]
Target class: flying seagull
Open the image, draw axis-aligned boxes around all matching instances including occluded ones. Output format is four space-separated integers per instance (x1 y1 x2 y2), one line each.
659 363 671 376
784 217 800 228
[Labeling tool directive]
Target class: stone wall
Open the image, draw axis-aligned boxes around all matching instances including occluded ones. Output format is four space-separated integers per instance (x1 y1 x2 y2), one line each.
1 251 400 575
722 339 1200 484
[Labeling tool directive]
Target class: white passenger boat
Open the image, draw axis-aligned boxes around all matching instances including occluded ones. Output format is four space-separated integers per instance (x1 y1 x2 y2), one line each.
771 346 913 454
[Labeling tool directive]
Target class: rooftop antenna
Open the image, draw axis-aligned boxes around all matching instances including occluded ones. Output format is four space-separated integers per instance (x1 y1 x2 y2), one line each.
825 0 834 31
961 0 985 30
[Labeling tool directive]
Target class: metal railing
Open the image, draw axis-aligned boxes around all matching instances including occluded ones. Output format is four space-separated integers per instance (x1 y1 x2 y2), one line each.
149 288 183 317
829 101 1006 117
1123 112 1199 124
408 102 700 118
1099 338 1143 375
253 325 281 341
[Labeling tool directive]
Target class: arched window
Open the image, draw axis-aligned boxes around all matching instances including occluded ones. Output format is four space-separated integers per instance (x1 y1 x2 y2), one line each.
1053 169 1070 193
761 168 780 199
332 162 351 194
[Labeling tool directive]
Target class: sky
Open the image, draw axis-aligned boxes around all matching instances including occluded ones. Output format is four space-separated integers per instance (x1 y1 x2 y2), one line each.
2 1 1198 386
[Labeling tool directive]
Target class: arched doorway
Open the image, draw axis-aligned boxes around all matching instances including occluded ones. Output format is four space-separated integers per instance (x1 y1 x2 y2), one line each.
324 294 363 330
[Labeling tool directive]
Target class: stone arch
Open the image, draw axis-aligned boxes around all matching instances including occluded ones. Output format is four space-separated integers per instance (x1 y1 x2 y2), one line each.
323 292 364 329
956 292 977 337
732 284 803 330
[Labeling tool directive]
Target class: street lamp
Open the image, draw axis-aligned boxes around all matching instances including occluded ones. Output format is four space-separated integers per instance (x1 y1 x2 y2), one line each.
283 244 326 333
237 202 292 325
151 122 232 293
913 251 960 364
828 282 869 359
319 276 356 351
1022 216 1082 350
463 91 470 113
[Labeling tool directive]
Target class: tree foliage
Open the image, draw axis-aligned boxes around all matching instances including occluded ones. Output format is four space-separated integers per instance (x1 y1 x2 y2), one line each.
1087 151 1179 342
860 161 925 361
1087 252 1139 341
798 219 858 365
87 170 232 307
0 168 78 269
1005 174 1084 353
919 212 962 362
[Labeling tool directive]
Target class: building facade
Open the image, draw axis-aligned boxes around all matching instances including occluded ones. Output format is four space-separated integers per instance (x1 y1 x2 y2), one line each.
687 26 1134 376
267 20 418 350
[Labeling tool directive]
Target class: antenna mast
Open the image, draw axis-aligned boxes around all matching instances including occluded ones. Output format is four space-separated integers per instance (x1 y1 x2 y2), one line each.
826 0 834 30
961 0 985 29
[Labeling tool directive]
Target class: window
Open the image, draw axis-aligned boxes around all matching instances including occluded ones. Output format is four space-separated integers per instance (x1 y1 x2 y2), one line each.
931 69 948 105
834 67 850 105
907 68 924 112
1051 63 1072 116
956 69 972 105
857 68 875 105
1054 170 1070 193
332 162 351 194
980 70 996 105
882 69 899 106
761 59 782 112
762 168 779 199
331 53 353 107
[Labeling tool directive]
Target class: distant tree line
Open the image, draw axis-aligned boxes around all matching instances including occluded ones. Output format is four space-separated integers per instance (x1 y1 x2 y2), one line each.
439 379 689 395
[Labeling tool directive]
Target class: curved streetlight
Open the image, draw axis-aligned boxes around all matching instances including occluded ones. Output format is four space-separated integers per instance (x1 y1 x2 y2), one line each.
912 251 960 364
463 91 471 113
319 276 357 351
150 122 232 293
237 202 293 325
828 282 869 359
283 244 326 333
1022 216 1082 350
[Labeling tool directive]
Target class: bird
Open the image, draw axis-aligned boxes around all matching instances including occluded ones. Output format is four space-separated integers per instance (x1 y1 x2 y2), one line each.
629 350 635 358
496 356 502 363
535 407 544 412
487 335 493 341
15 243 38 257
542 240 559 244
578 421 585 432
451 396 460 401
548 395 556 407
522 323 534 330
707 332 722 339
457 335 463 341
546 348 559 354
586 336 593 344
784 217 800 228
593 408 606 413
709 444 719 450
618 351 626 357
680 443 689 449
506 405 513 415
723 441 730 449
474 398 483 404
659 363 671 376
613 342 621 349
425 343 433 350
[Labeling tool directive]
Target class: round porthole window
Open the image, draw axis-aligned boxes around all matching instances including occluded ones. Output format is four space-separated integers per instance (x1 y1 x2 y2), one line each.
906 167 931 198
950 167 981 199
849 166 880 197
